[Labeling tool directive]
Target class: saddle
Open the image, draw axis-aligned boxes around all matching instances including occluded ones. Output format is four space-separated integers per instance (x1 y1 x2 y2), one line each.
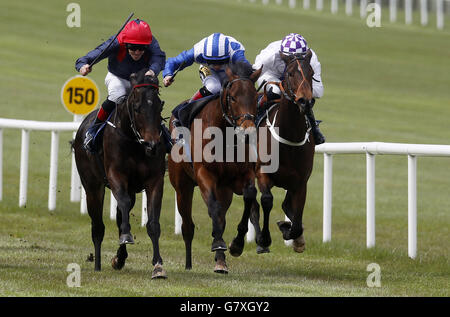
172 94 219 128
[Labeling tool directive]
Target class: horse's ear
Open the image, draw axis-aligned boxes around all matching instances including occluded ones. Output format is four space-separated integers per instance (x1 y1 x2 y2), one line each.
130 73 138 86
250 66 262 83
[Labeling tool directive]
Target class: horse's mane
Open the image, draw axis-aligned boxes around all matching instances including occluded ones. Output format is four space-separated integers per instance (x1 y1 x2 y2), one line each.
228 61 255 78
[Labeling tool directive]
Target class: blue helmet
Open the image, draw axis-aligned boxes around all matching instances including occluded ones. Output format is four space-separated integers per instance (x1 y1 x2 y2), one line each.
202 33 230 64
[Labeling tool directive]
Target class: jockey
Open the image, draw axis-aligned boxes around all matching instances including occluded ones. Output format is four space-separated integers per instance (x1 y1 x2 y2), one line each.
75 19 166 152
253 33 325 144
162 33 251 125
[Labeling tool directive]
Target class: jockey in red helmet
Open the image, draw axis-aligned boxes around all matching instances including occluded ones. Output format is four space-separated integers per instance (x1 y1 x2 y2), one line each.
75 19 166 152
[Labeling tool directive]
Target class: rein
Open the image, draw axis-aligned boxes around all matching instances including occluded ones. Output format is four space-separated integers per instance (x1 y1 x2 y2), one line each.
220 77 255 128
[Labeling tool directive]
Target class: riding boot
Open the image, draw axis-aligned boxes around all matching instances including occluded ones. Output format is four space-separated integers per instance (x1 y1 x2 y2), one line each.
84 99 116 152
189 86 212 102
305 100 325 145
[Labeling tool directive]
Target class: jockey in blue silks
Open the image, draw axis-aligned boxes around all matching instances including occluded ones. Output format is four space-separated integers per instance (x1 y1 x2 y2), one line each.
162 33 251 110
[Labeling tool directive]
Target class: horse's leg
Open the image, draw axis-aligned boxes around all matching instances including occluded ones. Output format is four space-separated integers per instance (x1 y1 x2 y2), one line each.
176 183 195 270
278 186 307 253
256 173 274 254
111 183 135 245
229 183 259 257
145 175 167 279
111 193 135 270
87 189 106 271
86 184 105 271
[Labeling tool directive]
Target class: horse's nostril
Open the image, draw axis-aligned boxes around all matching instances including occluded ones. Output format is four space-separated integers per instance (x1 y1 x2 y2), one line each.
298 98 306 105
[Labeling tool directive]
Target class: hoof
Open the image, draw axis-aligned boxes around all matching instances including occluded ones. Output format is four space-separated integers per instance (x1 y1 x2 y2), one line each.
292 235 306 253
152 264 167 279
119 233 134 245
214 263 229 274
111 256 126 270
229 239 244 257
256 245 270 254
211 239 227 252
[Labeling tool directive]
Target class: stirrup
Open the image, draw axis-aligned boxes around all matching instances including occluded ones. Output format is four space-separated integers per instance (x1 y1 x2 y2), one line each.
83 127 97 152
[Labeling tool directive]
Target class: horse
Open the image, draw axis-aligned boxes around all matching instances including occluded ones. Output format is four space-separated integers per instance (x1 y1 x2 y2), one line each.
233 50 316 255
167 62 262 274
72 69 167 278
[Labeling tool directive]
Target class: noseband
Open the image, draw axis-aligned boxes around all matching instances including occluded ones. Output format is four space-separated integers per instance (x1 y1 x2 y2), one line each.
126 82 161 144
220 78 256 128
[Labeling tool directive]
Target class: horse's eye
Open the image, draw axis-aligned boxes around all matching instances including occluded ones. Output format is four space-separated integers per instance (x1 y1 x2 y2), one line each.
230 96 237 103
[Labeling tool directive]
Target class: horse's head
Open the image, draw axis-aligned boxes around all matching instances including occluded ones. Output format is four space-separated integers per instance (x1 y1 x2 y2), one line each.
127 69 164 156
222 62 262 133
280 49 314 112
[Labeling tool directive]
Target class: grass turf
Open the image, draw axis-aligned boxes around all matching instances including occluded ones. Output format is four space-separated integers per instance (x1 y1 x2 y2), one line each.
0 0 448 297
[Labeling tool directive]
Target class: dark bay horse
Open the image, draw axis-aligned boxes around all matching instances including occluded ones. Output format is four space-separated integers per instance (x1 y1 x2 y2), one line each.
168 62 262 273
237 50 316 254
73 69 167 278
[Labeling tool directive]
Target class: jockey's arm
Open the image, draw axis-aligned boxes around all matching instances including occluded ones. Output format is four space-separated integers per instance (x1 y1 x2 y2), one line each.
147 36 166 77
162 48 195 86
310 51 324 99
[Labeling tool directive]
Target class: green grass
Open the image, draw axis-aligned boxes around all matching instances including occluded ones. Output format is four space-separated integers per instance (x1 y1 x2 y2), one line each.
0 0 449 297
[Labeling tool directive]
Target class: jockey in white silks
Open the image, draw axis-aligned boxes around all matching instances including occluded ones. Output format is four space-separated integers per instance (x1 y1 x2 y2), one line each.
253 33 325 144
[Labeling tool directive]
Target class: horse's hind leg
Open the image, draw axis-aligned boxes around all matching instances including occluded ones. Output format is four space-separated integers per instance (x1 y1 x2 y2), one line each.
85 185 105 271
230 185 260 257
176 183 195 270
145 176 167 279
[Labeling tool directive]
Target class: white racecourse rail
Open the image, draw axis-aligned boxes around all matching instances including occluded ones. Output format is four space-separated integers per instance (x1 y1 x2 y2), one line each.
175 141 450 259
249 0 448 30
2 118 450 258
0 117 149 226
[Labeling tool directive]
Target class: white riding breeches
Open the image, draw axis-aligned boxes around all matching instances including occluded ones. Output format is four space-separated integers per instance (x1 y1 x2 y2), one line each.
105 72 131 103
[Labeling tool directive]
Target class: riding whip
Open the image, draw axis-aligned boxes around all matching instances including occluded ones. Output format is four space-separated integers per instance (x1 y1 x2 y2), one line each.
89 12 134 67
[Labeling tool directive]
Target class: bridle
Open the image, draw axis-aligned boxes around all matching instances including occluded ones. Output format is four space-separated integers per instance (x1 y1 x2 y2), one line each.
220 77 256 128
268 56 311 111
126 82 161 145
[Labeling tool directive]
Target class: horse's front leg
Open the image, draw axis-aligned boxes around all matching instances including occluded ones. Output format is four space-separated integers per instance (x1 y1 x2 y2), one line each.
111 192 135 270
256 172 274 253
278 185 307 253
197 167 232 273
145 175 167 279
110 180 136 245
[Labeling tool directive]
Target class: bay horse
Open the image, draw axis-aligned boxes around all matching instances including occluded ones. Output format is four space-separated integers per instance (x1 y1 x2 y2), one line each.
168 62 262 274
73 69 167 278
232 50 316 254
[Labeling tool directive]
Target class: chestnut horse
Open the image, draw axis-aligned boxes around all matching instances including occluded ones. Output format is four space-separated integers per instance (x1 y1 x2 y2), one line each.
73 70 167 278
235 50 316 254
168 62 262 274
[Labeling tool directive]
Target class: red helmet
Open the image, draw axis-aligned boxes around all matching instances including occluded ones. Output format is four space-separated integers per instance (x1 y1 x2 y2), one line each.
119 19 152 45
